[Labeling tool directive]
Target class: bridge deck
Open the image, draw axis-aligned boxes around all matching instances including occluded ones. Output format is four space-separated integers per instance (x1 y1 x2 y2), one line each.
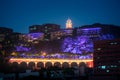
9 58 93 68
9 58 93 63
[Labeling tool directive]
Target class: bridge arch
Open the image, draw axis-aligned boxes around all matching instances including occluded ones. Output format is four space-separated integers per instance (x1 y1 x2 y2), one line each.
45 62 52 68
54 62 61 68
71 62 78 68
12 62 19 67
79 62 86 67
20 61 27 69
12 62 19 65
11 62 19 71
28 62 35 69
62 62 69 68
37 62 44 68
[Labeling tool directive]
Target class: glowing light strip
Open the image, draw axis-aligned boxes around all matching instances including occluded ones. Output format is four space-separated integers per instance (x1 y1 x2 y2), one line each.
9 58 93 63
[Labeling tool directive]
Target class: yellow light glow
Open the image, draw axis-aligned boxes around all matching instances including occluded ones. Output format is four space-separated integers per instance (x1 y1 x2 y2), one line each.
66 18 72 29
9 58 93 68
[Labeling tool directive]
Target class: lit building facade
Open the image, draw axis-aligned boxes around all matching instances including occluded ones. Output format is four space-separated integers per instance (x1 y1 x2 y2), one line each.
26 32 44 43
76 23 120 40
29 25 43 33
14 33 44 52
77 27 101 40
50 29 73 40
93 39 120 75
29 24 60 41
50 30 66 40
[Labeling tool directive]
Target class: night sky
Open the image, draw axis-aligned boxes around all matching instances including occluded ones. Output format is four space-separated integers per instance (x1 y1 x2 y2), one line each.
0 0 120 33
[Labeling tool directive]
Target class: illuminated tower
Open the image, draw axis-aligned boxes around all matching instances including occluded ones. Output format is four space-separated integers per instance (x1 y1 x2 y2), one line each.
66 18 72 29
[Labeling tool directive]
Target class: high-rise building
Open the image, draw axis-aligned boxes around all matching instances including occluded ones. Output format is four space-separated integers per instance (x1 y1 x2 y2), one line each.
66 18 72 29
93 39 120 75
50 30 66 40
29 23 60 41
29 25 43 33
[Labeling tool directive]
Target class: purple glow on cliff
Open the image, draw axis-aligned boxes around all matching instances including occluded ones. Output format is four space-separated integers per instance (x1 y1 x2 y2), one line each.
62 36 93 54
14 27 114 59
81 27 101 31
27 32 43 40
62 27 114 54
77 27 101 35
16 46 31 52
100 34 114 40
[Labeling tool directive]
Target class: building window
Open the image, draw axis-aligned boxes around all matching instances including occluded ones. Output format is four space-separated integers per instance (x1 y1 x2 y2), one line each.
106 70 109 73
101 65 106 69
34 27 36 30
30 28 33 30
97 48 101 50
118 61 120 63
97 57 100 59
45 30 47 32
110 42 117 45
8 41 10 43
110 65 117 68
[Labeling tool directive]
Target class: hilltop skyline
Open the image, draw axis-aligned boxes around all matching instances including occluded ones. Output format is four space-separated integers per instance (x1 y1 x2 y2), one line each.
0 0 120 33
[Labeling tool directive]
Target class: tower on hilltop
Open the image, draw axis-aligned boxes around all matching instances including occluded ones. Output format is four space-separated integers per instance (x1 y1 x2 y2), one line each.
66 18 72 29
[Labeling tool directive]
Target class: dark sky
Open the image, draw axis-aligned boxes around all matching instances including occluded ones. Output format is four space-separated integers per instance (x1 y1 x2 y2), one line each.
0 0 120 33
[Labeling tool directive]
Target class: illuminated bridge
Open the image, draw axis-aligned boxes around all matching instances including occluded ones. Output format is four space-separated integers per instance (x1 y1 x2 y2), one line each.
9 58 93 69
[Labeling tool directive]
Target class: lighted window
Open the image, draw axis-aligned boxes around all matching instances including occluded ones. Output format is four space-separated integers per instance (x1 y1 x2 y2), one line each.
113 65 117 68
101 66 106 69
98 66 101 68
106 70 109 73
110 42 117 45
118 61 120 63
30 28 32 30
97 57 100 59
111 65 117 68
34 27 36 30
57 37 61 39
8 41 10 43
97 48 101 50
111 65 114 67
114 42 117 44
